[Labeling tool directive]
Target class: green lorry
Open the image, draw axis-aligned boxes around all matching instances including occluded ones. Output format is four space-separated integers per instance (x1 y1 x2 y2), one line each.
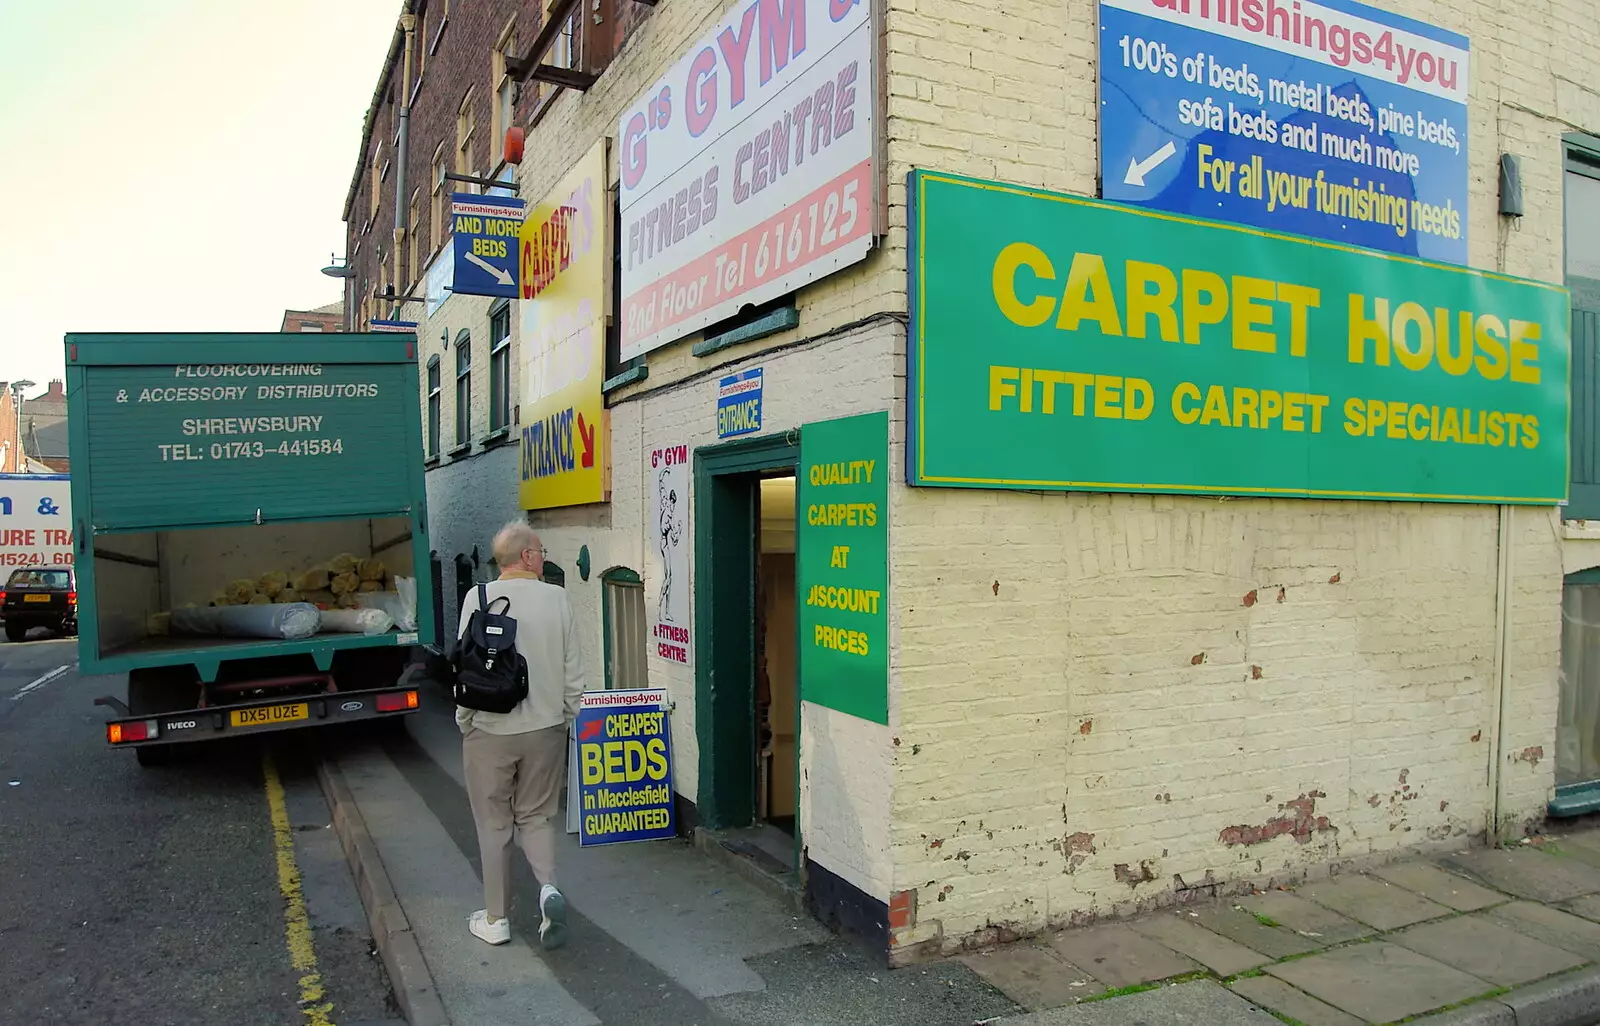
66 333 437 766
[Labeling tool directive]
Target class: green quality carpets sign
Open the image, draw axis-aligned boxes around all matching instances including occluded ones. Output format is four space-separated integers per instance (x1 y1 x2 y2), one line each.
798 411 888 725
907 171 1571 504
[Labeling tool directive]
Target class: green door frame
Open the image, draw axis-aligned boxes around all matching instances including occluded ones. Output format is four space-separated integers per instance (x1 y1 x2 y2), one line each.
693 433 800 831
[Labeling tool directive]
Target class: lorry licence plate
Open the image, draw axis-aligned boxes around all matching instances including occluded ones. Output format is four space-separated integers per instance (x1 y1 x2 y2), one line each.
230 702 309 727
23 594 50 603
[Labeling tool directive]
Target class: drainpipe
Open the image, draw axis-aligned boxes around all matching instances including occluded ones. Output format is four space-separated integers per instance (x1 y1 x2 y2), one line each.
1489 503 1515 844
392 12 417 320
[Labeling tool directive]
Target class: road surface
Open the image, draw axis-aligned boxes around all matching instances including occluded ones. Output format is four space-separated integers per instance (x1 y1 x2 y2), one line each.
0 636 401 1026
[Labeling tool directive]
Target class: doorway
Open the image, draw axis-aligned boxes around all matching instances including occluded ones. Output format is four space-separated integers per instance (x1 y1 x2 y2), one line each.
694 434 800 869
757 475 798 837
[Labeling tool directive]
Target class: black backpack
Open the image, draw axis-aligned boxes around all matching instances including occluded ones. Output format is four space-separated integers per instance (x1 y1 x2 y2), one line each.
452 583 530 714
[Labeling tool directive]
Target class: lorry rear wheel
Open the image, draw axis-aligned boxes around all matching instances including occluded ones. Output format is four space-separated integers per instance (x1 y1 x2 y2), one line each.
5 623 26 642
128 667 199 769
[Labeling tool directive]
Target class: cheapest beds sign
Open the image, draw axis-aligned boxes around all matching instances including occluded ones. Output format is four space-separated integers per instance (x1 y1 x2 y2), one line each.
907 171 1570 504
1099 0 1470 264
616 0 876 359
575 688 676 846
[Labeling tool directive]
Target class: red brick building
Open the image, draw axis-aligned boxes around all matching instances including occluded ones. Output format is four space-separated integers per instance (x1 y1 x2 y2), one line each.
279 301 345 333
341 0 655 329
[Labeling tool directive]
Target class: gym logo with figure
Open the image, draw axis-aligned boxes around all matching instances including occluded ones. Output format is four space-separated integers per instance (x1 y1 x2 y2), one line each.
649 445 691 666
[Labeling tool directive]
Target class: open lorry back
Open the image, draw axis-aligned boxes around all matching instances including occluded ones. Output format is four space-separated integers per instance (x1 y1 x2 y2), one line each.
66 333 437 765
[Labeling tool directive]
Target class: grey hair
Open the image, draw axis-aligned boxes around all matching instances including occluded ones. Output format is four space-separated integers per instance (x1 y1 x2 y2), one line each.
492 520 542 567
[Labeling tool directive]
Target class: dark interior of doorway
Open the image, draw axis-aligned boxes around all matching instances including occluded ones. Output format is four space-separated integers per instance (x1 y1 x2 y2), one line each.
757 474 797 840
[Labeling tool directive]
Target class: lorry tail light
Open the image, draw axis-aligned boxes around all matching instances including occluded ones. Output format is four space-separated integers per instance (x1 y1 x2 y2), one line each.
67 591 77 605
376 690 419 712
108 720 157 744
0 590 6 603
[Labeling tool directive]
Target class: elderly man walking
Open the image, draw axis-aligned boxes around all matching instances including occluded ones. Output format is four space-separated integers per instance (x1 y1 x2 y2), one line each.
457 520 586 950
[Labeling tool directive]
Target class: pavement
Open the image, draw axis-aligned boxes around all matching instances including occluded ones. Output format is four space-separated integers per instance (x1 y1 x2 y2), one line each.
959 830 1600 1026
327 684 1021 1026
0 635 402 1026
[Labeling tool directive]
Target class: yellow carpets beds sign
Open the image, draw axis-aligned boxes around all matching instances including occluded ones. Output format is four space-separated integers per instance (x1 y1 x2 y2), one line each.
519 141 608 510
907 171 1571 504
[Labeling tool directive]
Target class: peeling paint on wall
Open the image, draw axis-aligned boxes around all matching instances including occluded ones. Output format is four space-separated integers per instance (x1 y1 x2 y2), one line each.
1218 792 1335 847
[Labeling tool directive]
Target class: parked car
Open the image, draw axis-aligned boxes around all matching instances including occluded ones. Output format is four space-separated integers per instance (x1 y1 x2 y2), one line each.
2 567 77 641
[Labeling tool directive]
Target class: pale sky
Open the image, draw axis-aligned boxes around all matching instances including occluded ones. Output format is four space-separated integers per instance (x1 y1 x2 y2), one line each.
0 0 398 396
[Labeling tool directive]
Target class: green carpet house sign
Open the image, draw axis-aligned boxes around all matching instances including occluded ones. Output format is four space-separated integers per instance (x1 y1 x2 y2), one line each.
907 171 1571 504
799 411 888 725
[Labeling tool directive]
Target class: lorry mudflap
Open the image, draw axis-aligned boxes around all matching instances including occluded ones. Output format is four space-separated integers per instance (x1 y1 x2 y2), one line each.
99 685 420 748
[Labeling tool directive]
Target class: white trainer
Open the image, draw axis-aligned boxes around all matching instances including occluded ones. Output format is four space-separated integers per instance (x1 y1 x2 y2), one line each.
469 909 511 946
538 884 568 951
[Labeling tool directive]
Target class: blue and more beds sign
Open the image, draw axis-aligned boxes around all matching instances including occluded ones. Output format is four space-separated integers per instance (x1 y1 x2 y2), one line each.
574 688 676 846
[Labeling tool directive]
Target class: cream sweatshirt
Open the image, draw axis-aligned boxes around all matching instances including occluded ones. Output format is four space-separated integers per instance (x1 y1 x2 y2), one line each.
455 576 586 735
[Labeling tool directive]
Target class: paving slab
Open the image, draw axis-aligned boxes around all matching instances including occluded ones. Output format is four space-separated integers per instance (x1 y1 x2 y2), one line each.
1438 848 1600 903
1299 874 1452 931
1227 975 1364 1026
1394 914 1586 987
959 944 1100 1010
1182 904 1323 959
1547 842 1600 872
986 980 1283 1026
1487 901 1600 962
1555 829 1600 854
1560 893 1600 924
1371 861 1509 911
1128 914 1270 976
1265 942 1494 1023
1047 924 1199 989
1237 891 1373 945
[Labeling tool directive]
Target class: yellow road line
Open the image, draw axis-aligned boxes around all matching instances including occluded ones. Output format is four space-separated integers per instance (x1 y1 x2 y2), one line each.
264 752 337 1026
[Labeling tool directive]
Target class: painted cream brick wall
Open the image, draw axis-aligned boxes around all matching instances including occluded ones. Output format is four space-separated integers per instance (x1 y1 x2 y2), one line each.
530 321 898 881
882 0 1588 954
518 0 905 403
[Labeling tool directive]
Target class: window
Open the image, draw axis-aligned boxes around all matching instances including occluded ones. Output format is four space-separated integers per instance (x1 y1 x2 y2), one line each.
490 302 512 432
603 568 648 690
1567 139 1600 518
426 356 441 457
455 332 471 446
543 561 566 587
606 185 642 381
408 189 422 287
1569 154 1600 311
299 322 322 332
492 20 517 150
551 12 576 70
432 144 449 254
456 90 477 192
418 8 427 75
370 144 383 218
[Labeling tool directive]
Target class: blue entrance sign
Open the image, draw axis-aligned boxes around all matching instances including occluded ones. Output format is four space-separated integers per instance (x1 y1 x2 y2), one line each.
451 193 525 298
716 367 764 439
574 688 676 846
1099 0 1470 264
369 319 418 333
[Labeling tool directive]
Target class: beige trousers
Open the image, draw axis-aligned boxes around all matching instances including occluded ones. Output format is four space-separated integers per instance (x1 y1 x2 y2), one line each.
462 724 566 919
